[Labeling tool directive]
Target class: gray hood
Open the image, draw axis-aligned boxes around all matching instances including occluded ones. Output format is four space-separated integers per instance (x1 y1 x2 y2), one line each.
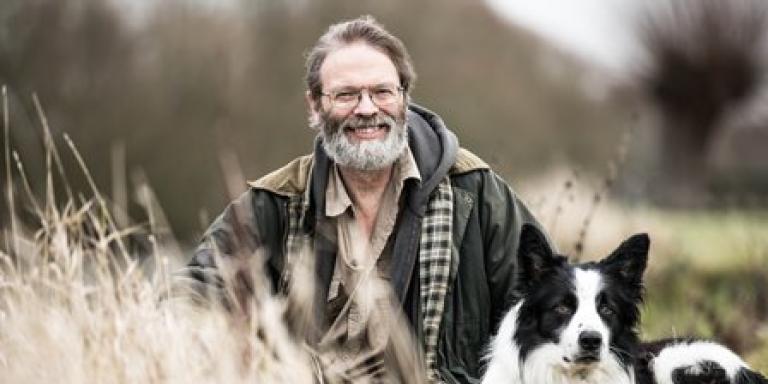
404 103 459 215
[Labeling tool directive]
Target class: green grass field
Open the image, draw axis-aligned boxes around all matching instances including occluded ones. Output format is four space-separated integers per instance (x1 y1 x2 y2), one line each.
639 210 768 371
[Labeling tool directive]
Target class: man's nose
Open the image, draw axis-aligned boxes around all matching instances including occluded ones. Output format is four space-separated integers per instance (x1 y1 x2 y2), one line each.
353 91 378 116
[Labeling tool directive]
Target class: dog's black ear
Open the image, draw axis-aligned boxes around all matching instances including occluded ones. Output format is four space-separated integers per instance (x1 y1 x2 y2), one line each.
517 224 559 289
600 233 649 286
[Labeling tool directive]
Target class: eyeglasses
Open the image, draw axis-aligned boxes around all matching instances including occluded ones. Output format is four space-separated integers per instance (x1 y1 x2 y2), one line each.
321 84 403 110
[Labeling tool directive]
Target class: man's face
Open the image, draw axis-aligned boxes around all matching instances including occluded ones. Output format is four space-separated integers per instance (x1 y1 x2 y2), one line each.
311 43 408 171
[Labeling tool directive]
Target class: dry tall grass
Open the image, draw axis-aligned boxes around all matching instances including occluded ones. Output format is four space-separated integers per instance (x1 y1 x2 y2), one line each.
0 89 427 383
0 95 317 384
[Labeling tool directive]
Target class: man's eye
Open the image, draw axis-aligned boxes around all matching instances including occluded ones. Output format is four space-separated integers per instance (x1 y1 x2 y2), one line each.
374 88 395 96
334 91 358 100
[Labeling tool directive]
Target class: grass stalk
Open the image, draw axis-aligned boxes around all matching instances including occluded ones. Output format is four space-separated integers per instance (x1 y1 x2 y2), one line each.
32 94 73 203
3 86 19 259
63 133 130 265
12 151 44 224
572 126 633 261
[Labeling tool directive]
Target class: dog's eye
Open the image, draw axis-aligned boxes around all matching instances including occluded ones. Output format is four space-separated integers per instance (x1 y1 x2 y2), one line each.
553 304 572 316
598 304 614 317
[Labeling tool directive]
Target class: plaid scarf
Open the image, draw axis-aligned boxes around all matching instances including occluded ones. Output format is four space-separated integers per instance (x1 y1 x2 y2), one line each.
418 176 454 382
282 176 454 383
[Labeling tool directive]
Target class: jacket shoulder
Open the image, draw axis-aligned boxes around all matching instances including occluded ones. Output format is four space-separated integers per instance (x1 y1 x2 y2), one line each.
247 154 313 197
450 147 490 175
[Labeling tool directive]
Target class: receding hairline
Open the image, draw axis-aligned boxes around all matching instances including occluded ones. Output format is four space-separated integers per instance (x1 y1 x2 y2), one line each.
304 16 416 100
317 41 400 81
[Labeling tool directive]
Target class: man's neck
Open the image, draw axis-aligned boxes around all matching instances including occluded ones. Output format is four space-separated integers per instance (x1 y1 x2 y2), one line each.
338 165 394 237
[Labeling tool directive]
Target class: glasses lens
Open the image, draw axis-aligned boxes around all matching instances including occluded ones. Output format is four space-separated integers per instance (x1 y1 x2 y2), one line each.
332 90 359 109
371 86 398 106
328 86 401 110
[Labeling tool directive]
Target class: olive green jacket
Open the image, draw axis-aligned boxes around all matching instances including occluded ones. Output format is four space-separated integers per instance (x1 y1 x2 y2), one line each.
185 104 543 383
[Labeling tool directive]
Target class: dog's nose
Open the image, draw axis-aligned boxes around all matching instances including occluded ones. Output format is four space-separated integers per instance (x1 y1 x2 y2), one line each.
578 331 602 352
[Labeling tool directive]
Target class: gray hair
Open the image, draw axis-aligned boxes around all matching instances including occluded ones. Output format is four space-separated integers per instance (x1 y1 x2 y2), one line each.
305 15 416 102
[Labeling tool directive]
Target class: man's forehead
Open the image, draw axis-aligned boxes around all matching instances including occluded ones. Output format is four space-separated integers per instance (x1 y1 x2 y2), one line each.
320 42 399 90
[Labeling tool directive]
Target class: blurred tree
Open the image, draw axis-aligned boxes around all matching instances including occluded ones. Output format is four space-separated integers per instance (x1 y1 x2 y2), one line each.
637 0 768 206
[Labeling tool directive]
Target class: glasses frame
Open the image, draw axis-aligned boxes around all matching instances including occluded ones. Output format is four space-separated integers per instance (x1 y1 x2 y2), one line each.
320 85 404 111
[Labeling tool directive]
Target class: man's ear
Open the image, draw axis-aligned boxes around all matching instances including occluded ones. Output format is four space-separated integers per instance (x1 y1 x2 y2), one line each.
600 233 649 286
305 90 320 128
516 224 559 290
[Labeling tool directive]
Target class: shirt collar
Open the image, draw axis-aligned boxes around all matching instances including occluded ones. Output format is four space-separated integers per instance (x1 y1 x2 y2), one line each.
324 146 421 218
326 162 353 217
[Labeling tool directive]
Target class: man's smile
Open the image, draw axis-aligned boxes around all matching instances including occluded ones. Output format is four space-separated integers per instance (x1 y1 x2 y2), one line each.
345 124 389 141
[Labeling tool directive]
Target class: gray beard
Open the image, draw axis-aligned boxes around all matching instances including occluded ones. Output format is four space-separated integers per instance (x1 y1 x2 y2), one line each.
316 113 408 171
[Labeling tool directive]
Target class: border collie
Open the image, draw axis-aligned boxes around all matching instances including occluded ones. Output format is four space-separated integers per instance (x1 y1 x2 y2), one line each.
482 224 767 384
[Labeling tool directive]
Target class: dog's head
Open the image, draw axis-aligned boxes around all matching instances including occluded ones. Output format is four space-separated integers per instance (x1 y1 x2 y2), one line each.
512 224 649 379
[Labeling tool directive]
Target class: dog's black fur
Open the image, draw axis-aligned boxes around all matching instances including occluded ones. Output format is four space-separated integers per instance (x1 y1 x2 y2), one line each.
481 224 768 384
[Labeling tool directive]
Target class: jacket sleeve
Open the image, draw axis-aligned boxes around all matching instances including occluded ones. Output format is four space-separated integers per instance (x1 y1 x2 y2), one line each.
479 171 548 325
172 188 287 307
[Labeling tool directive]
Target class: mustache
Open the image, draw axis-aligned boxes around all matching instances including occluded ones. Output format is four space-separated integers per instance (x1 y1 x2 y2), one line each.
339 114 396 130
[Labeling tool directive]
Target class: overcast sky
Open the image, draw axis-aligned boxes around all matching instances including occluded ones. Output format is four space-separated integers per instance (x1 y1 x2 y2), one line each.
117 0 645 73
485 0 645 73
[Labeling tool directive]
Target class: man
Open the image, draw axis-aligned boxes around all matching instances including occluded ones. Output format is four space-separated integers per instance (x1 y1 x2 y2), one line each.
184 15 543 383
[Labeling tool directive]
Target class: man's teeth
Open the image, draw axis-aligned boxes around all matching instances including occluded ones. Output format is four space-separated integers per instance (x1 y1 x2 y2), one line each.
350 125 383 133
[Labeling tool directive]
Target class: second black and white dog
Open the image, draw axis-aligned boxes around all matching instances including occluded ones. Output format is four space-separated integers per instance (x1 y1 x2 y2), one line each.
482 224 767 384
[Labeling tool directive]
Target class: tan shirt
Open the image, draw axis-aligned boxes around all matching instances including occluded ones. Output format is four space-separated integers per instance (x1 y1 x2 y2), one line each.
319 147 420 381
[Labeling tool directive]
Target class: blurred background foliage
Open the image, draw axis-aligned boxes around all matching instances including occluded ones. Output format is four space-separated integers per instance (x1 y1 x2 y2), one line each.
3 0 768 241
1 0 768 369
0 0 631 242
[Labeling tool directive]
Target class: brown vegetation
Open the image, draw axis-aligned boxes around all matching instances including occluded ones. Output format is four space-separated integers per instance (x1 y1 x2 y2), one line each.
0 0 627 243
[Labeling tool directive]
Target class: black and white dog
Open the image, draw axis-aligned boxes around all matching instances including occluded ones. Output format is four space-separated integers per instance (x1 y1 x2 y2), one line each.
482 224 767 384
